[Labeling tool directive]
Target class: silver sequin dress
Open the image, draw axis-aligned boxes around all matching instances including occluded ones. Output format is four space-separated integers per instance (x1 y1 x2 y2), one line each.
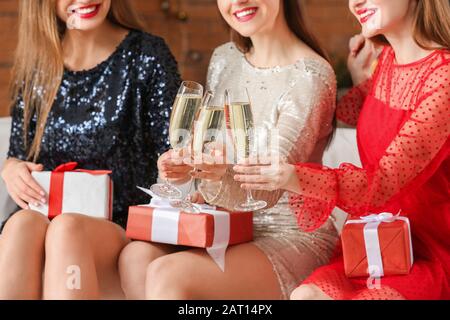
199 42 339 299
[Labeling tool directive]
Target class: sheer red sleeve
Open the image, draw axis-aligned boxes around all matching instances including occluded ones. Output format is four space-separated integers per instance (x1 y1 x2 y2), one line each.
336 78 373 126
290 62 450 231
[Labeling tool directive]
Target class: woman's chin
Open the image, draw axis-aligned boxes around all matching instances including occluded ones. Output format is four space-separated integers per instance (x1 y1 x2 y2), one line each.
362 27 382 39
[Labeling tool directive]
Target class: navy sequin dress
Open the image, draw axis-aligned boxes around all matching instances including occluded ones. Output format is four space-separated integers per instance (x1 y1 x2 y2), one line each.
4 30 181 229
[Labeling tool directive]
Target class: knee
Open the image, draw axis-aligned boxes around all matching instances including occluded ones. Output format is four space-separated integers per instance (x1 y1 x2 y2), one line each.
2 209 49 239
290 285 324 300
119 242 151 290
45 214 85 252
146 255 192 300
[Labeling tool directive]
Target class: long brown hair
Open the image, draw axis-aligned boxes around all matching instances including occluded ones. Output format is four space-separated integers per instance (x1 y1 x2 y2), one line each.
10 0 145 161
230 0 329 61
373 0 450 49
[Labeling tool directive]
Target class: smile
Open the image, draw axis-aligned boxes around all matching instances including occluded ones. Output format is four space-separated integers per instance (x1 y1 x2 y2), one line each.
69 3 101 19
357 8 377 24
233 7 258 22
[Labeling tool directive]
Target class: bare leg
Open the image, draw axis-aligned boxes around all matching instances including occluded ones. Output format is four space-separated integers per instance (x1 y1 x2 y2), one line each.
118 241 181 299
290 284 333 300
43 213 130 299
145 243 282 300
0 210 49 299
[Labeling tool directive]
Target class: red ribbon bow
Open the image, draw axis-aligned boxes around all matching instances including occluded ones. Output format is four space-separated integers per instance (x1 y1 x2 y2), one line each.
48 162 112 219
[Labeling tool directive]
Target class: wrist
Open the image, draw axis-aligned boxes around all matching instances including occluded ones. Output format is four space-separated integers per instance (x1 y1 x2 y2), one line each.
283 164 301 194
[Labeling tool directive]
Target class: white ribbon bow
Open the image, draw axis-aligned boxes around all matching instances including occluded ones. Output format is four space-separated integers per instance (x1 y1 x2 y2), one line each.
360 212 398 223
346 211 413 278
137 187 230 272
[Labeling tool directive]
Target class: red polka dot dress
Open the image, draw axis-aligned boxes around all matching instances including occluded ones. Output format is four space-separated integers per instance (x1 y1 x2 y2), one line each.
289 47 450 300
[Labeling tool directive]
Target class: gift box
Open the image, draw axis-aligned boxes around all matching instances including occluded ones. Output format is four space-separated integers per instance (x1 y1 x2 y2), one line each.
342 212 414 278
126 201 253 248
126 187 253 271
29 162 113 220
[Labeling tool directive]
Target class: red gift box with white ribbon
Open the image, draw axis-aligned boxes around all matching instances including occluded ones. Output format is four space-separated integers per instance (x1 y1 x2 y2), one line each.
342 212 414 278
126 187 253 271
30 162 113 220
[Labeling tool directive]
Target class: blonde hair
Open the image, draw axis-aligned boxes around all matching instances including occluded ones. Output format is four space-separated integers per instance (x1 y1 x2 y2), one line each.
10 0 145 161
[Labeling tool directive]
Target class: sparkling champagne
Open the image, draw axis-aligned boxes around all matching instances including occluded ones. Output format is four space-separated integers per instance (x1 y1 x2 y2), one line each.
169 94 202 149
193 106 224 155
228 102 254 160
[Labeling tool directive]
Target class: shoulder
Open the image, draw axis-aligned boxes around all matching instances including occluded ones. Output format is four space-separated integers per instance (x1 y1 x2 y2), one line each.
210 41 242 63
431 49 450 76
125 30 177 65
298 58 337 93
123 30 179 84
421 49 450 89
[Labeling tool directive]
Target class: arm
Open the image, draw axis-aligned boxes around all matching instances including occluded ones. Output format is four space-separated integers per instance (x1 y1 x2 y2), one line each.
290 63 450 231
337 41 385 126
1 95 46 209
143 38 181 158
336 78 372 126
7 96 31 162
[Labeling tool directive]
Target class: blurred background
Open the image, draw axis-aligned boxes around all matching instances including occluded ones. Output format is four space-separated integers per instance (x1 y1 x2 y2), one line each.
0 0 360 117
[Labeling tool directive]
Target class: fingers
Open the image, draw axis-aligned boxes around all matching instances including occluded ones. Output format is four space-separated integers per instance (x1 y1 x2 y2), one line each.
349 34 366 57
10 193 29 210
233 165 264 175
24 162 44 172
233 164 277 175
161 163 192 174
233 174 271 184
190 171 222 182
187 192 206 204
193 163 227 172
18 170 45 197
161 171 190 180
13 177 45 206
240 183 277 191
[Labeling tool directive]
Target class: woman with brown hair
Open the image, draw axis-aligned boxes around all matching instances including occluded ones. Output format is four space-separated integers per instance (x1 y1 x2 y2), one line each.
119 0 338 299
234 0 450 299
0 0 180 299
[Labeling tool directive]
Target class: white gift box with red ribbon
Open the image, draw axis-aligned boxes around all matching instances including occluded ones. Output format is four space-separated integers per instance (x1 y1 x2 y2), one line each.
29 162 113 220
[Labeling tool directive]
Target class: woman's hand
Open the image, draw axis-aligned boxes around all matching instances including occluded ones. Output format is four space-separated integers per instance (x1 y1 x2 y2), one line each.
0 158 46 209
186 191 206 204
157 149 193 185
347 34 379 86
188 143 227 182
233 159 300 194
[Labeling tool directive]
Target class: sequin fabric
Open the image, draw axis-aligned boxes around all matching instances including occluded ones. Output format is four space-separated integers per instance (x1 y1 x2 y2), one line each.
199 42 339 299
6 30 181 228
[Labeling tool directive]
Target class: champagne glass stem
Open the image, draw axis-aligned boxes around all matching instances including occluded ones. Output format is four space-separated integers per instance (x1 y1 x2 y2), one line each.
246 189 255 203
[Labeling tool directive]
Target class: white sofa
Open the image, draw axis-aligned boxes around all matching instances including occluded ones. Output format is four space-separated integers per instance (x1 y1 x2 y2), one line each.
0 117 16 223
0 117 360 231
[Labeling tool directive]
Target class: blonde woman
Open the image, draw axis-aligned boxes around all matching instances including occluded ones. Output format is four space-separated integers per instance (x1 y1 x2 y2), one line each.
0 0 180 299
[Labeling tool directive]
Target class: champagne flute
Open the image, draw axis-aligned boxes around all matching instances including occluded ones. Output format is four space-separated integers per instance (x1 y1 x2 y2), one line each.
192 91 225 164
225 88 267 212
150 81 203 199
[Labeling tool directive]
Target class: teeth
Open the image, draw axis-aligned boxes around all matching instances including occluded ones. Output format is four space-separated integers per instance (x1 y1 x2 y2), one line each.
236 9 256 18
361 9 375 19
76 6 97 14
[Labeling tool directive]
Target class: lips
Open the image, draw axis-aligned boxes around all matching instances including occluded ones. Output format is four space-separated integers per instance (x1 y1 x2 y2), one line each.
233 7 258 23
357 8 377 24
69 3 101 19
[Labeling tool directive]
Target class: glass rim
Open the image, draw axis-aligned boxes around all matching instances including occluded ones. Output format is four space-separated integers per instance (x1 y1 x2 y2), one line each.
180 80 203 91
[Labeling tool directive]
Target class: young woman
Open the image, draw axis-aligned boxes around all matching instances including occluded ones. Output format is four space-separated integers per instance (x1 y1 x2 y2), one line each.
233 0 450 300
0 0 180 299
119 0 339 300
